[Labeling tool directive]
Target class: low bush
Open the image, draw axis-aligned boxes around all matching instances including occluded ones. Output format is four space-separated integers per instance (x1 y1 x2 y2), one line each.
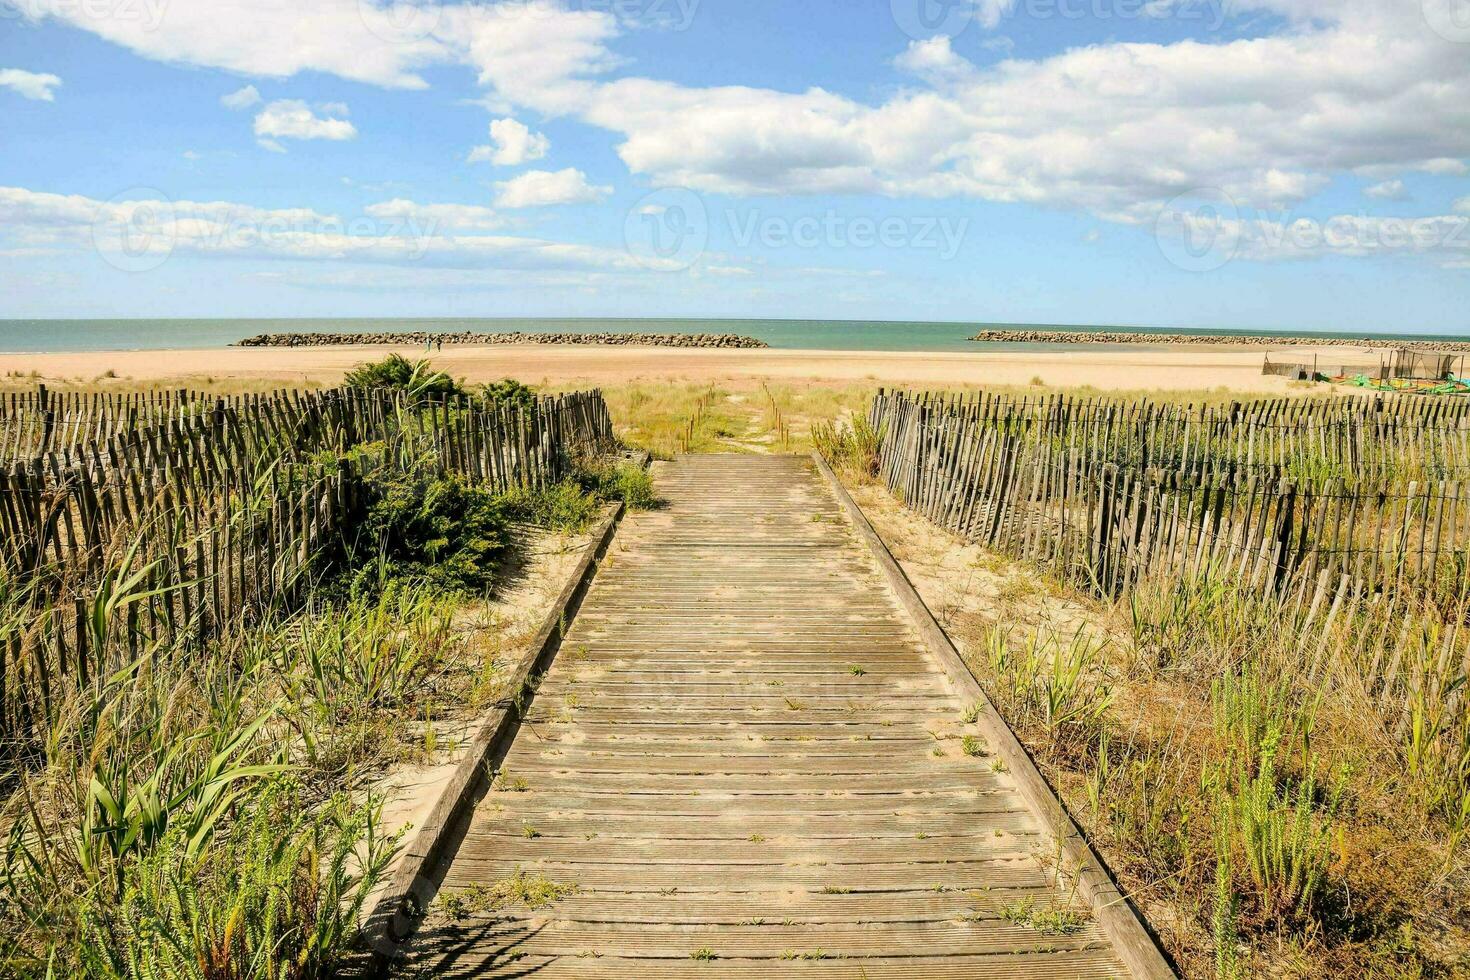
478 378 538 410
343 354 462 399
504 479 603 535
331 464 514 600
581 461 658 511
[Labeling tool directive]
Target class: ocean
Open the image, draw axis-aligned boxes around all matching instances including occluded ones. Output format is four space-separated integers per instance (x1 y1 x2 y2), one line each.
0 318 1464 354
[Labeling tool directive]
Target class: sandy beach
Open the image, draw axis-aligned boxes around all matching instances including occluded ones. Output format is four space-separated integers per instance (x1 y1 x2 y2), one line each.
0 342 1387 394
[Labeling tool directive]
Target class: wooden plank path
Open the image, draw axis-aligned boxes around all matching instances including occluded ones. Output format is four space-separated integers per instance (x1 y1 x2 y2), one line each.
401 454 1136 978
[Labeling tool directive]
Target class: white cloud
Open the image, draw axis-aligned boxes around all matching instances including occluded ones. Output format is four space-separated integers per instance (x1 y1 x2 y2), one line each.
468 117 549 166
0 68 61 101
364 198 504 230
1454 196 1470 215
445 3 1470 228
494 168 611 208
433 1 621 116
1364 179 1408 201
0 184 670 271
15 0 448 89
17 0 1470 251
220 84 261 110
253 99 357 144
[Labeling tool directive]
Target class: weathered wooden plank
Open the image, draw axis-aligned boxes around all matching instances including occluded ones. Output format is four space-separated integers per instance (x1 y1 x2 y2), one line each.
401 455 1141 979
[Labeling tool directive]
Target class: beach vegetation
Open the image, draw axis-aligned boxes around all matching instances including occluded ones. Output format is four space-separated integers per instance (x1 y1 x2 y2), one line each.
344 353 462 399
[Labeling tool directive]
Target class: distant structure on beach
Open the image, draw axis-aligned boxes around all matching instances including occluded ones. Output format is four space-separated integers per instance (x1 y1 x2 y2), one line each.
970 328 1470 353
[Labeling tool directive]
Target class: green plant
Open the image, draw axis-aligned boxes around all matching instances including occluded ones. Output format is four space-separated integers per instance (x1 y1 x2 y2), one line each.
985 626 1112 754
505 479 602 534
77 708 288 891
272 587 453 770
999 897 1087 935
344 354 461 399
1214 729 1341 925
78 785 395 980
334 466 513 599
581 462 657 511
812 415 884 481
478 378 538 410
1213 851 1241 980
436 872 577 919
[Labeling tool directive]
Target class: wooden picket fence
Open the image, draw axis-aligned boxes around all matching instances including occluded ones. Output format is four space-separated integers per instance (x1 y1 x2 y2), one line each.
0 385 613 752
870 389 1470 609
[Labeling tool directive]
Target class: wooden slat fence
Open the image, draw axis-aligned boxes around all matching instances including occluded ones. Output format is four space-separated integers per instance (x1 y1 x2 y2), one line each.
870 389 1470 608
866 387 1470 744
0 385 613 756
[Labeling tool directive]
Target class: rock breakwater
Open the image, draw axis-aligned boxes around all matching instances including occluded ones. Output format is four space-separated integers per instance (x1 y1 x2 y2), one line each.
235 331 769 349
969 329 1470 352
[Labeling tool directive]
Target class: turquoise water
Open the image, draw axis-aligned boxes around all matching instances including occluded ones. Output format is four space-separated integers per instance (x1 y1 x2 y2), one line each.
0 318 1464 354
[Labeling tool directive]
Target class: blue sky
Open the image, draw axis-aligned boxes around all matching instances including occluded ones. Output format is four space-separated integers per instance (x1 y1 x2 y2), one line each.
1 0 1468 333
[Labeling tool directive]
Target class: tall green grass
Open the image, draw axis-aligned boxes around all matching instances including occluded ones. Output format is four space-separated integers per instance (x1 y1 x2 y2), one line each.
969 565 1470 976
0 579 456 974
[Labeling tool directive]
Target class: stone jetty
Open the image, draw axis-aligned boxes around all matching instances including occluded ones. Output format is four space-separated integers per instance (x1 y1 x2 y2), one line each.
235 331 768 349
969 329 1470 352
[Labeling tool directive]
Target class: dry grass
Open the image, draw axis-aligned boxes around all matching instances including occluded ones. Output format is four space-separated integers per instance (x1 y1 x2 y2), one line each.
853 484 1470 979
592 379 871 457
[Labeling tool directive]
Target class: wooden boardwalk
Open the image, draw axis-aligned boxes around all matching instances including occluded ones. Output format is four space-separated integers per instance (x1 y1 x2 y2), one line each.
402 455 1135 978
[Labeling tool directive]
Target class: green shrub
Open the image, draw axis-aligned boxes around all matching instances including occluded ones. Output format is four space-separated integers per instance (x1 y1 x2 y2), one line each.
582 462 658 510
478 378 538 410
344 354 461 398
336 466 512 600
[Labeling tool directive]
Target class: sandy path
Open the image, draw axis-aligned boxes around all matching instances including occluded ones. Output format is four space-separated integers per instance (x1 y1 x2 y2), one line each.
0 342 1380 393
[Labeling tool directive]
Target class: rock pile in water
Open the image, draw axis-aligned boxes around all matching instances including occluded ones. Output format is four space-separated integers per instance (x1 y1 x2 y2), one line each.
968 329 1470 352
235 331 768 349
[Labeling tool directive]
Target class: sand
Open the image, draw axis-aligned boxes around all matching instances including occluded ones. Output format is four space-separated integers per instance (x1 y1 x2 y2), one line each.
0 341 1388 393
